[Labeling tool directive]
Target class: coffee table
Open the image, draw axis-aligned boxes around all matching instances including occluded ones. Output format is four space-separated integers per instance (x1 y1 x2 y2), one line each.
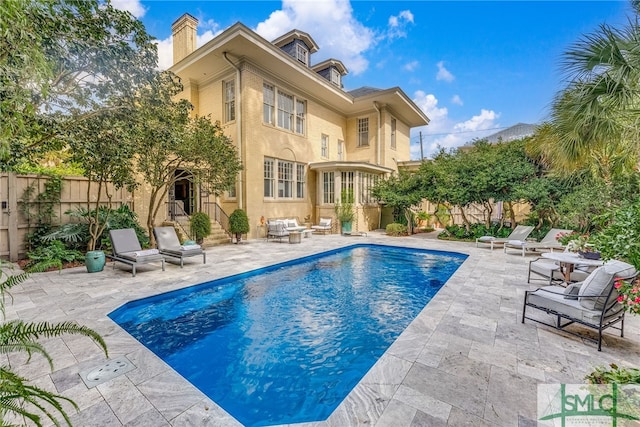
541 252 603 282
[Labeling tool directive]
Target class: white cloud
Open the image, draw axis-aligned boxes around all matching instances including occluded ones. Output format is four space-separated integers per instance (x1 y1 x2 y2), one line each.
111 0 146 18
453 109 500 133
404 60 419 72
387 10 414 39
154 20 222 70
156 37 173 71
411 91 500 159
451 94 463 106
436 61 455 83
413 90 449 133
255 0 375 75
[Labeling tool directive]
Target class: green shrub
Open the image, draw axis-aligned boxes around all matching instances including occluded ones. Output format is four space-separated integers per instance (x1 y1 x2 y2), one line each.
440 223 514 241
592 200 640 269
229 209 250 243
25 240 84 272
190 212 211 243
386 223 407 236
585 363 640 384
43 205 149 251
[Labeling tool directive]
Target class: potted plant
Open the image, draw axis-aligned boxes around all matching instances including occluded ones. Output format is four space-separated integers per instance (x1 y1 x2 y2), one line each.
335 190 355 234
190 212 211 244
229 209 250 244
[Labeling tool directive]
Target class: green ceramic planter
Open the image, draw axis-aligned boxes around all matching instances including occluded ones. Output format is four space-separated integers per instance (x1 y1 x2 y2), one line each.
85 250 106 273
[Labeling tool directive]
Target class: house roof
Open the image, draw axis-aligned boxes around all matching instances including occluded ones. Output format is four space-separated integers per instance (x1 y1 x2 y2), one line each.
170 22 429 127
308 161 394 174
481 123 537 144
311 58 348 75
271 29 319 54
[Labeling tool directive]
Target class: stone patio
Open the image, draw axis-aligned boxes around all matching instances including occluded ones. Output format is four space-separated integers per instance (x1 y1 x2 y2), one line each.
5 231 640 426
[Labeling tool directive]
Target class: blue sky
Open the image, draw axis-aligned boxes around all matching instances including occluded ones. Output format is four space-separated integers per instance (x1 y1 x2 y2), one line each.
113 0 631 158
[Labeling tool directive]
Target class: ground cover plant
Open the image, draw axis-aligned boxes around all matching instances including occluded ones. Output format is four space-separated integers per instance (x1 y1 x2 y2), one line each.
0 262 108 425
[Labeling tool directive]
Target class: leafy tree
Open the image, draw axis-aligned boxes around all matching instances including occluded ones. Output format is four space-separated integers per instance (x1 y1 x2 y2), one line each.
67 108 138 251
131 71 242 245
0 0 157 168
0 262 108 424
545 6 640 180
372 171 423 234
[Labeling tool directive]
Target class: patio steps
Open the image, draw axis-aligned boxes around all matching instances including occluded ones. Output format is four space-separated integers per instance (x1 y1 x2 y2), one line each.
161 219 231 247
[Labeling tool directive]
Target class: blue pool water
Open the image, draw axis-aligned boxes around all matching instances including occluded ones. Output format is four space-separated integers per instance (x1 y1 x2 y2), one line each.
108 244 466 426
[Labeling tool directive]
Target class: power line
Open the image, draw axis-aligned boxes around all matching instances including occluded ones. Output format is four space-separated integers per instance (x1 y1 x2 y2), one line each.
412 125 510 140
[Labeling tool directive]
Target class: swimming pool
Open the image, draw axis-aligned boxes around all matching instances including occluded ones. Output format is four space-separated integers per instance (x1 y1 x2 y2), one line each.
108 244 466 426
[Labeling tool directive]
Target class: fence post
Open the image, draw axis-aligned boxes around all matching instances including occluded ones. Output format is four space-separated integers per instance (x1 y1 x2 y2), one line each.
8 173 19 261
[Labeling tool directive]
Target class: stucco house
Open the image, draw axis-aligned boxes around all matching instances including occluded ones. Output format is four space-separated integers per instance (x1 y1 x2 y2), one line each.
165 14 429 237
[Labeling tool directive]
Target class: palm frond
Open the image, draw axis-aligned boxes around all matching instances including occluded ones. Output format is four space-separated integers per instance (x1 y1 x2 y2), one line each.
0 321 108 359
0 366 78 427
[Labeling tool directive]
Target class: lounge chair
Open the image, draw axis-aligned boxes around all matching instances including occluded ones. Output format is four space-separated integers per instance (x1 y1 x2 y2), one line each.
266 221 290 242
311 217 332 234
522 259 637 351
108 228 165 277
475 225 534 250
153 226 206 268
504 228 572 257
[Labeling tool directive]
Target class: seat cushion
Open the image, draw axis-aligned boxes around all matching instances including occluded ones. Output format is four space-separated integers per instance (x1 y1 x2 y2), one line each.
527 286 604 324
578 267 614 310
603 259 637 278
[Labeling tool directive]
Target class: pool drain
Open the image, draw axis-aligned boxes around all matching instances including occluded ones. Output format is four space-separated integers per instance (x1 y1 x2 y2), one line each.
79 356 136 388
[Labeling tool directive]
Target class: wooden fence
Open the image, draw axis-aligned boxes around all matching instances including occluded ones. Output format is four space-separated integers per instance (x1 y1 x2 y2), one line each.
0 173 133 261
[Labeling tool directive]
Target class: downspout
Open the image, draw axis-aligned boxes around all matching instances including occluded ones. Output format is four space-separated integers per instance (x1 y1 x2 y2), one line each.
223 52 243 210
373 101 381 165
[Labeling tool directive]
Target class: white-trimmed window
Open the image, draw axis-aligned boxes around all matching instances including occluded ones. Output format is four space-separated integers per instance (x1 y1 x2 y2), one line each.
390 118 397 149
224 80 235 123
330 68 341 86
341 171 354 201
322 172 334 204
321 134 329 158
263 83 306 135
277 91 294 131
296 99 305 134
357 118 369 147
265 157 306 200
278 160 294 198
337 140 344 161
296 44 308 65
358 172 378 204
263 84 275 125
296 164 305 199
226 184 237 199
264 158 274 197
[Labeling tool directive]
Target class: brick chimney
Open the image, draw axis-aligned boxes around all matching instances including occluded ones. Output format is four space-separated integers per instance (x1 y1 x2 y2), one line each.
172 13 198 65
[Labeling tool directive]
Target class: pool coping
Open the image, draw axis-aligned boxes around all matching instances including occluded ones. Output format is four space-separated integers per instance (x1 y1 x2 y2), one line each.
5 232 640 426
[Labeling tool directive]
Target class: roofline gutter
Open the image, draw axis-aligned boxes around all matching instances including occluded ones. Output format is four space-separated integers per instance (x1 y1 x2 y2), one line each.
373 101 381 165
223 51 243 210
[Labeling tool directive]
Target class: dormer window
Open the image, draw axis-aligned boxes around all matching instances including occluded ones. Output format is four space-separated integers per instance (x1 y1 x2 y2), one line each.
296 44 308 65
330 68 341 86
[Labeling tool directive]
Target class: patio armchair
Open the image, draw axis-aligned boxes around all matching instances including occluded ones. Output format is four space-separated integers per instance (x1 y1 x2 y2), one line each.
153 226 206 268
108 228 165 277
522 259 637 351
504 228 572 257
266 221 290 242
311 217 332 234
476 225 534 250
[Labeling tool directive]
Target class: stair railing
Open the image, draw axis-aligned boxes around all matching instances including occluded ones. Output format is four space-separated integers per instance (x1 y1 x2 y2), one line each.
202 201 231 236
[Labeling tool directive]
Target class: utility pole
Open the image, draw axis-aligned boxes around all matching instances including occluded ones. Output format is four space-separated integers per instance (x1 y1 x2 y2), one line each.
419 131 424 161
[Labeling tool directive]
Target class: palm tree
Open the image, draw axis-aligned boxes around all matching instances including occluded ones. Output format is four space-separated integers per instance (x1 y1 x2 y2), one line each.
547 6 640 180
0 263 108 425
